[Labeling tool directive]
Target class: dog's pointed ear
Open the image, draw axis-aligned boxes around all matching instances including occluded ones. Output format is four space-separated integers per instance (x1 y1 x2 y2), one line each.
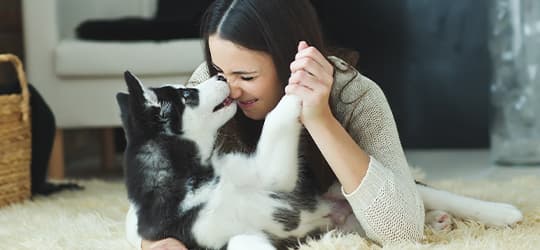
124 71 146 103
116 92 130 127
116 92 129 115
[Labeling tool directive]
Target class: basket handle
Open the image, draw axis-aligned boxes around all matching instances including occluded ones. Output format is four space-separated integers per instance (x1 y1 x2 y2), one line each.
0 53 31 123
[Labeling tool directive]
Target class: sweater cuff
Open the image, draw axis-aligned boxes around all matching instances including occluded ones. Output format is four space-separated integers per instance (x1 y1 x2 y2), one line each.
341 156 393 209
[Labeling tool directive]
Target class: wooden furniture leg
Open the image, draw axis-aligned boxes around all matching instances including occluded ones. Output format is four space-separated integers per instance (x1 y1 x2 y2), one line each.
48 129 64 179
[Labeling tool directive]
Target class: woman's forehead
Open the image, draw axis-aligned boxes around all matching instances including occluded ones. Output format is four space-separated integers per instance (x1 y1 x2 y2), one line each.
209 35 271 72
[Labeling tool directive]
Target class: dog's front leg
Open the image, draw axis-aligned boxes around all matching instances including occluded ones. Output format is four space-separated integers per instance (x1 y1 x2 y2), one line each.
227 232 276 250
254 94 302 192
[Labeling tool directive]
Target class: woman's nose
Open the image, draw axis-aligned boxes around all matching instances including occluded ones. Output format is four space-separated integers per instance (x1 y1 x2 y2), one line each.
228 80 242 99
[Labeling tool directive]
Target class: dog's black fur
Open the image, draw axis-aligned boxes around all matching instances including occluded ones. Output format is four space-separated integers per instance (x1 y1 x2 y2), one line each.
117 72 209 247
118 71 328 249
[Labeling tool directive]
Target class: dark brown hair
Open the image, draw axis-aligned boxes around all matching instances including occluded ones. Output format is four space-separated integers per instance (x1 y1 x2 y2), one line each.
200 0 337 192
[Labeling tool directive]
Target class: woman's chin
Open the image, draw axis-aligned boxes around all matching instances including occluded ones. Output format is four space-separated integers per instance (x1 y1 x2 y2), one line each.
242 109 265 121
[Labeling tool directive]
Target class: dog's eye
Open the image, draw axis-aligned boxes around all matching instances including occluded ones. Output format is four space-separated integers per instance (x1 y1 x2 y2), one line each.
182 90 191 99
180 89 199 106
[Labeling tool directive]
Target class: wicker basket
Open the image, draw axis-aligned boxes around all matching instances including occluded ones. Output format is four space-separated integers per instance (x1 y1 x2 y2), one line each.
0 54 31 207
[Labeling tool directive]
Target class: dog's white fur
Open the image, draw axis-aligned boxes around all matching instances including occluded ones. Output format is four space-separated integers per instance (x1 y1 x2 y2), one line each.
188 94 331 249
126 77 332 249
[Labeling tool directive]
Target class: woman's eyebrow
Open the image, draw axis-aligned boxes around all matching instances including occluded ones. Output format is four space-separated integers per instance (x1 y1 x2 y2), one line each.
231 70 257 75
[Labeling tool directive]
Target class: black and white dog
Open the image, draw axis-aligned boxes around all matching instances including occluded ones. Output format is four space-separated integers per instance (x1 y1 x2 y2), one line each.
117 71 333 249
117 71 523 249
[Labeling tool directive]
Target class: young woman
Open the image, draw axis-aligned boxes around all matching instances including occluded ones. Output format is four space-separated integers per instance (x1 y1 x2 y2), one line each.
135 0 424 249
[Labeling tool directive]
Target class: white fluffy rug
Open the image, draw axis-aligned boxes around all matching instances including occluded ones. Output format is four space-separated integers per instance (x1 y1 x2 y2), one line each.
1 175 539 250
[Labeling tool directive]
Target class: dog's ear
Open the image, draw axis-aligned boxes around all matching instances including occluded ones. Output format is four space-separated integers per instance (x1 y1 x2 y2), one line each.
116 92 130 128
116 92 129 115
124 71 146 104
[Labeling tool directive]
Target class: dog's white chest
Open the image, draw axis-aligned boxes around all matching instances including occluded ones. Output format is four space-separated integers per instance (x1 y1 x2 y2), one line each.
190 181 287 248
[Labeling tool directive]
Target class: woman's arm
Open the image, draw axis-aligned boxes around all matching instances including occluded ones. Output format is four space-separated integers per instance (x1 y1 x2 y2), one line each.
186 62 210 87
287 43 424 244
334 78 425 244
286 41 370 193
302 114 370 193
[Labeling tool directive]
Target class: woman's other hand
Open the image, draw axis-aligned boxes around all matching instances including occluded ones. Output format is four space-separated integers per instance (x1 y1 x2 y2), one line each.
286 41 335 127
141 238 187 250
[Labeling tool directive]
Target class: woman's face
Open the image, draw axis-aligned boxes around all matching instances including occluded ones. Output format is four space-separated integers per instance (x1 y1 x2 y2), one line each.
209 35 283 120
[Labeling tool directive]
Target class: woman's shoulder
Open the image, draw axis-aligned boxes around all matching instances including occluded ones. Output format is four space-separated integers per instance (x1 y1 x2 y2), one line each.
186 62 211 86
327 56 386 104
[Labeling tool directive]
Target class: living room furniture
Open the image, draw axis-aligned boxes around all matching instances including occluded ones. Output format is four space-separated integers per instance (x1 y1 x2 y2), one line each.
22 0 205 178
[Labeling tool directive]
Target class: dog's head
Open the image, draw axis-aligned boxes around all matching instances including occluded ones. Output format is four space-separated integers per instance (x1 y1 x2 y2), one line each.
116 71 237 142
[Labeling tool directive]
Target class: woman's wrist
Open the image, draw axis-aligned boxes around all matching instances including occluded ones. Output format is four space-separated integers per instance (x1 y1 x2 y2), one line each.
303 110 338 132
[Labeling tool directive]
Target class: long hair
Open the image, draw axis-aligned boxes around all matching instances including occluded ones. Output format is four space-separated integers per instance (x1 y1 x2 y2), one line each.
200 0 337 192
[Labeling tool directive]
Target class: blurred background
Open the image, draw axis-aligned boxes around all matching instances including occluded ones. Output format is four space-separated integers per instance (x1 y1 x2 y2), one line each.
1 0 537 180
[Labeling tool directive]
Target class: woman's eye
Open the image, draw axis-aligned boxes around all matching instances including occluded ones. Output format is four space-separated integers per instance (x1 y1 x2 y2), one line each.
217 74 227 82
241 76 254 81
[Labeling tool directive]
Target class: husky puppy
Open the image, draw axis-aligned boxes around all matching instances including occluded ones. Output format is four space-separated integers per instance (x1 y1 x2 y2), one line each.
118 71 523 249
117 71 332 249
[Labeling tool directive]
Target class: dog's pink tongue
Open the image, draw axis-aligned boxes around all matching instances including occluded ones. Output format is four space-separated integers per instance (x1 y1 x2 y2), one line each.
224 97 233 106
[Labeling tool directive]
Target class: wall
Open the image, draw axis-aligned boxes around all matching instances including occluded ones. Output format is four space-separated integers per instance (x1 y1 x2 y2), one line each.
312 0 491 148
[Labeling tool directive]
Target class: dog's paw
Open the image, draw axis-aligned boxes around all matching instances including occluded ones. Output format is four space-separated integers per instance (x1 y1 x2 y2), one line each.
480 202 523 227
265 94 301 128
275 94 301 120
426 210 453 231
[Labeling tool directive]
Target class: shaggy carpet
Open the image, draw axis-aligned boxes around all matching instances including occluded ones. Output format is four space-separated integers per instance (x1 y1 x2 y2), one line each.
0 175 539 250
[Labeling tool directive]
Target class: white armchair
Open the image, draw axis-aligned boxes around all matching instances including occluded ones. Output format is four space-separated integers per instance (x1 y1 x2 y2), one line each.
22 0 205 178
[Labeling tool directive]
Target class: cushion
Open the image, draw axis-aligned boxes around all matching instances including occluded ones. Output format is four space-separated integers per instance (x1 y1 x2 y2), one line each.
54 39 204 77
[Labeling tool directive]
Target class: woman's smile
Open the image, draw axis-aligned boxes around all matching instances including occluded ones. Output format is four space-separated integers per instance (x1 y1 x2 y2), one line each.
238 98 259 109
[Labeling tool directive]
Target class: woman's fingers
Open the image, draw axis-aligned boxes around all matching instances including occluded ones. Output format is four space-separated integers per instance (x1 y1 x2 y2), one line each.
288 41 335 124
295 41 333 75
290 58 333 86
288 70 328 93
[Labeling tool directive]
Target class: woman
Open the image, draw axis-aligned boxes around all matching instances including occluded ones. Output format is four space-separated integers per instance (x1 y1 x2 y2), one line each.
134 0 424 249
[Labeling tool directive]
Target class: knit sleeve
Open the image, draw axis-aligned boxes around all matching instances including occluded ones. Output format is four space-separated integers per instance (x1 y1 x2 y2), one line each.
186 62 211 87
333 69 425 244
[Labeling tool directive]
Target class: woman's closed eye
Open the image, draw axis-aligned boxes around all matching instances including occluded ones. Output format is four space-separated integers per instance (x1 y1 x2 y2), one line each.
241 76 255 81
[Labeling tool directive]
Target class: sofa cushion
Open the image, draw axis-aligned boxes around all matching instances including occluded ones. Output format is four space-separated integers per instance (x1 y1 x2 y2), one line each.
54 39 204 77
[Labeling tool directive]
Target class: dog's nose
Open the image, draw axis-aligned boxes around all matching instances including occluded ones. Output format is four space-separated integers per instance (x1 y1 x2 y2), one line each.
217 75 227 82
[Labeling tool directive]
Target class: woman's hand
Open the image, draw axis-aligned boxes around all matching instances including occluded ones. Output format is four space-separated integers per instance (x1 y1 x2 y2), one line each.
141 238 187 250
285 41 335 127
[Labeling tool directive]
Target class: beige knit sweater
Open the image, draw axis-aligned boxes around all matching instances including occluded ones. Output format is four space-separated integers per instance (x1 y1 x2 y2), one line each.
126 57 425 248
186 56 425 244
